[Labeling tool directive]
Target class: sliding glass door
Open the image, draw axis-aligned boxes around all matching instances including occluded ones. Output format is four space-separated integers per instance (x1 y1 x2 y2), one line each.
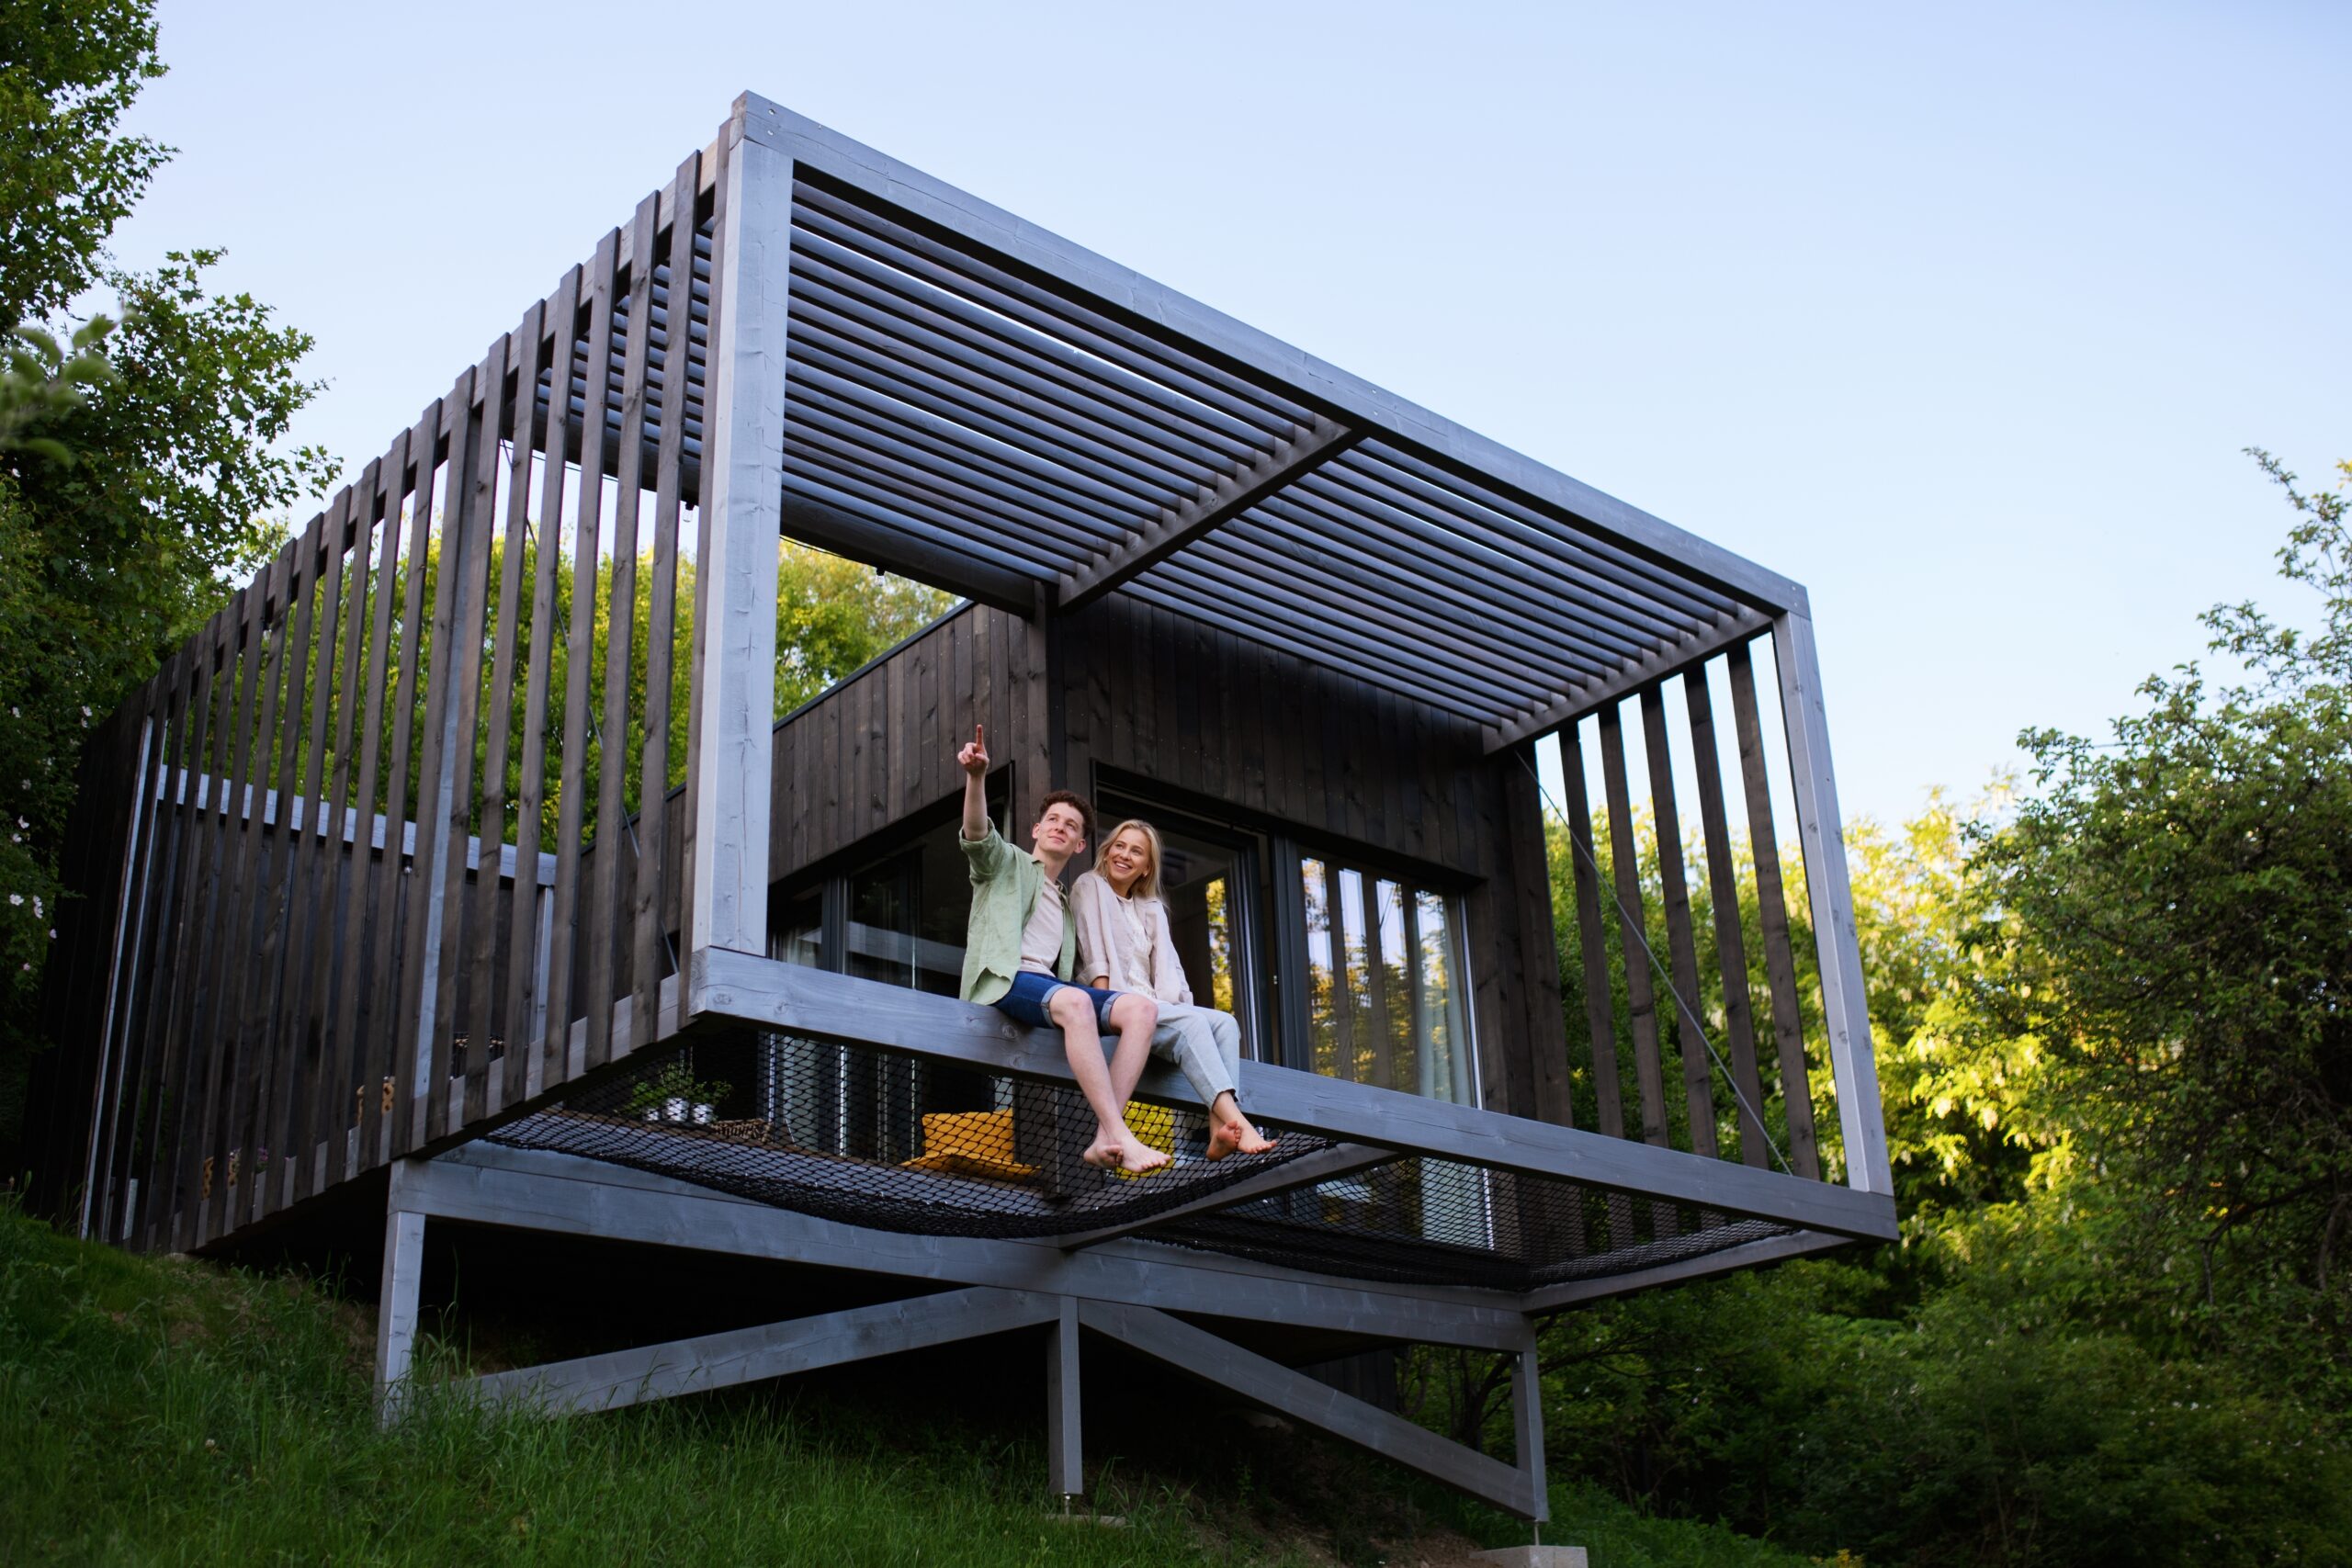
1299 854 1476 1105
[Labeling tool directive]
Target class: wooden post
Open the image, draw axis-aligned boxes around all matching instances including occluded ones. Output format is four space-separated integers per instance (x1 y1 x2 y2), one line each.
685 96 789 972
375 1162 426 1425
1046 1295 1083 1501
1770 612 1892 1196
1511 1343 1549 1524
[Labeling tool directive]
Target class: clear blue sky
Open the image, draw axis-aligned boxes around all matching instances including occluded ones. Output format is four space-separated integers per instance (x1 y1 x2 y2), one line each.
108 1 2349 826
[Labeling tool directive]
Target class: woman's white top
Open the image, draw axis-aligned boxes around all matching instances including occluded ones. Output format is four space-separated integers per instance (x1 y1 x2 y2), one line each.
1070 870 1192 1005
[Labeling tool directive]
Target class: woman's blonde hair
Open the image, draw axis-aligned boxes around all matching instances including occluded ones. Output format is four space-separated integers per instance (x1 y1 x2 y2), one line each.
1100 818 1165 901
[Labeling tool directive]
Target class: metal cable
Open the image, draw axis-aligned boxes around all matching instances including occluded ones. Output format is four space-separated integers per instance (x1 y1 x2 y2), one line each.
1516 747 1792 1177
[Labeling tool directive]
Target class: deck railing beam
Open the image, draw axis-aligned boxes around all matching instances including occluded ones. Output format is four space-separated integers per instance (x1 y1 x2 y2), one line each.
691 946 1899 1241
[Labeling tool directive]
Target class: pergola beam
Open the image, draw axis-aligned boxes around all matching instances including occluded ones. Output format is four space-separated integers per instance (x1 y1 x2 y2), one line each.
1058 415 1361 611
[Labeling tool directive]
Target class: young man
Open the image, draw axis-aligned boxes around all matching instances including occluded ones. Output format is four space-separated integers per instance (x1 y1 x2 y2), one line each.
956 725 1169 1176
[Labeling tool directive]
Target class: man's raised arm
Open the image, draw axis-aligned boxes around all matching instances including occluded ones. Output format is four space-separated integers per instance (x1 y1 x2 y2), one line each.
958 724 991 841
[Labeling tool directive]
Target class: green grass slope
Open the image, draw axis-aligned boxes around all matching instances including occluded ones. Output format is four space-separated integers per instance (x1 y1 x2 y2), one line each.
0 1202 1812 1567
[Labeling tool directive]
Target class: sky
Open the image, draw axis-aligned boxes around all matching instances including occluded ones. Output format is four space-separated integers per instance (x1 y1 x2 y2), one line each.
103 0 2351 828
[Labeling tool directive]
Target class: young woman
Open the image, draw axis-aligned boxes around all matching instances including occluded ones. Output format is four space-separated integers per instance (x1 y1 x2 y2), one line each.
1071 819 1275 1160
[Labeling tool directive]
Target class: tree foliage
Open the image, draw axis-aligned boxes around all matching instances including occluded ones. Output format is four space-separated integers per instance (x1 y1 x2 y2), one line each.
0 2 328 1148
0 0 165 329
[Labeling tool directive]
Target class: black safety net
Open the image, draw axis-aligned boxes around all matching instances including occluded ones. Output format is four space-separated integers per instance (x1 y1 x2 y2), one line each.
489 1035 1793 1292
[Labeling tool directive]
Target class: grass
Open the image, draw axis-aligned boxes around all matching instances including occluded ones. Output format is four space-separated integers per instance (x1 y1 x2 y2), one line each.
1 1201 1824 1566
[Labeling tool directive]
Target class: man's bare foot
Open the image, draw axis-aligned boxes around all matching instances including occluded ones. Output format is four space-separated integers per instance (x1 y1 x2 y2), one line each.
1208 1118 1275 1159
1080 1141 1125 1171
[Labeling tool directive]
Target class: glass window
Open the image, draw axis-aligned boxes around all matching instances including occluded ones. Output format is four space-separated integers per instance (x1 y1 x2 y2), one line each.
1301 854 1474 1105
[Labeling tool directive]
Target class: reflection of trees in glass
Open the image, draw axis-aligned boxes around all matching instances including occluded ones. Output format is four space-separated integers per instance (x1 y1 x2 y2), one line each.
1202 875 1236 1015
1299 853 1470 1103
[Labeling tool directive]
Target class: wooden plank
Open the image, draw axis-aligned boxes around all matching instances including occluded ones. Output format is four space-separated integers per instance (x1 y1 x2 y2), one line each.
1770 614 1888 1192
351 426 430 1177
467 306 546 1121
631 161 699 1058
153 609 233 1247
503 277 577 1108
118 653 198 1247
1640 684 1718 1165
1558 731 1628 1247
469 1287 1058 1416
91 661 175 1241
187 570 274 1241
1595 703 1676 1238
1685 667 1770 1168
424 347 507 1144
1080 1301 1542 1519
276 483 353 1202
1725 642 1818 1180
545 238 619 1090
386 393 461 1158
300 468 380 1199
1521 1226 1850 1313
1501 744 1571 1130
1047 1297 1082 1498
589 197 659 1072
248 503 326 1221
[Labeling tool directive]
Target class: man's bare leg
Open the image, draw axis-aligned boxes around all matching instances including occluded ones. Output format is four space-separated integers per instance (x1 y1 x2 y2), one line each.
1205 1090 1275 1160
1050 987 1168 1175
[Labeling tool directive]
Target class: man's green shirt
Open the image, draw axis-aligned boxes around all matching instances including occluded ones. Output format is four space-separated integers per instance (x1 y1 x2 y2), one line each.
958 823 1078 1005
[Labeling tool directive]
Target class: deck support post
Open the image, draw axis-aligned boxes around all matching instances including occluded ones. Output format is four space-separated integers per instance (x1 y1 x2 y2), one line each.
375 1161 426 1425
1046 1295 1083 1501
1511 1345 1549 1524
1770 611 1893 1197
684 96 791 978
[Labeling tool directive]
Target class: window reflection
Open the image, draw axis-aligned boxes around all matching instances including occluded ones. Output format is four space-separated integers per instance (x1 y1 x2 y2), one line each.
1301 855 1473 1105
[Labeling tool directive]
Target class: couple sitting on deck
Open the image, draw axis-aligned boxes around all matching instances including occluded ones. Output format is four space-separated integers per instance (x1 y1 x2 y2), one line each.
954 724 1273 1177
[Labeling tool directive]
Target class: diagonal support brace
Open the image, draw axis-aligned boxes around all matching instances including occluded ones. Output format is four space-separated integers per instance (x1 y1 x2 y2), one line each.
1078 1300 1545 1520
463 1285 1060 1416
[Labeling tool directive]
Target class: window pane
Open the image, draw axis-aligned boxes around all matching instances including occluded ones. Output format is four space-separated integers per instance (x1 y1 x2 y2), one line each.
1291 854 1474 1105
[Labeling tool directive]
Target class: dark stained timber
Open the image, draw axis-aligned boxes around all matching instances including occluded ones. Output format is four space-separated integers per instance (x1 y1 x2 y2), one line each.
1727 641 1820 1180
589 194 658 1074
1639 683 1718 1168
547 235 619 1089
1685 666 1771 1168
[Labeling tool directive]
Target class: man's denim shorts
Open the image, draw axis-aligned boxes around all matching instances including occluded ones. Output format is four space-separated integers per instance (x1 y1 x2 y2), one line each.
994 969 1124 1030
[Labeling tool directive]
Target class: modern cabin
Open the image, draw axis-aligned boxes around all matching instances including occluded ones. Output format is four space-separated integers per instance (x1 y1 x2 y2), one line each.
28 95 1894 1522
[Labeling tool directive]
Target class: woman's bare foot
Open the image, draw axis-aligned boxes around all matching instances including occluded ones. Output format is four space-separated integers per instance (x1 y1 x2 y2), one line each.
1207 1117 1275 1160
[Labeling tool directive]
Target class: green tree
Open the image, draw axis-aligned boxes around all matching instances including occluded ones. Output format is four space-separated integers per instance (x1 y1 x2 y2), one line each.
0 0 165 328
0 2 327 1154
1951 451 2352 1400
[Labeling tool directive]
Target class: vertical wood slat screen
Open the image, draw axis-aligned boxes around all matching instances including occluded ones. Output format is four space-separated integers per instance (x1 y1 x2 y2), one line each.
76 150 728 1253
1547 631 1832 1214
